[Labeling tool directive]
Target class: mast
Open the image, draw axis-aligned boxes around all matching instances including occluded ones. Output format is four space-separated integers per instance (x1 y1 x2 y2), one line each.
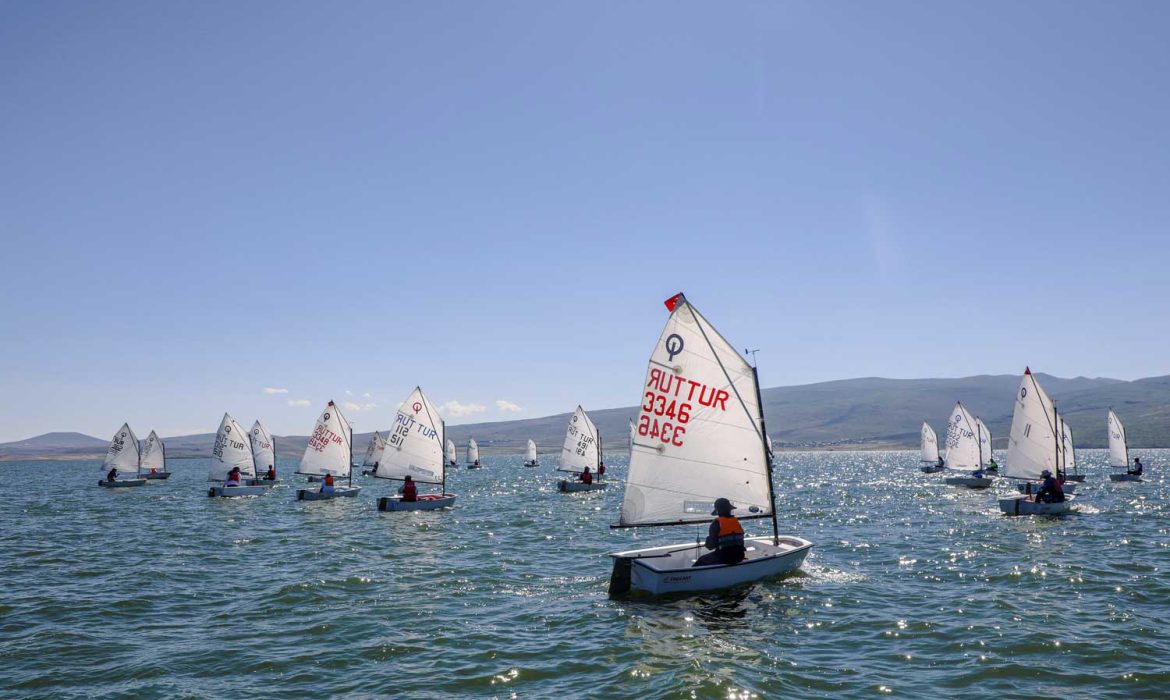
750 363 780 545
1053 401 1062 480
976 413 983 467
441 419 447 494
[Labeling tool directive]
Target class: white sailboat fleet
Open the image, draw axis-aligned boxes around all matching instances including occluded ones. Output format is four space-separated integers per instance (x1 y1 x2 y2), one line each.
466 438 482 468
139 430 169 480
523 438 539 467
208 413 266 497
374 387 456 511
1108 409 1142 482
919 421 944 473
557 406 606 492
998 369 1077 515
98 423 146 488
941 403 993 489
607 293 813 595
296 401 361 500
360 431 386 476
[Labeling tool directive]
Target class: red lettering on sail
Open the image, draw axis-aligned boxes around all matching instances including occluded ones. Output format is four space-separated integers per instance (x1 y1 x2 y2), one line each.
639 370 734 447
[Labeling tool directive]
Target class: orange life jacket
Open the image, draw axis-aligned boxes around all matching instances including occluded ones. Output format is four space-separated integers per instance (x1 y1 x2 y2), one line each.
324 474 334 486
716 516 745 549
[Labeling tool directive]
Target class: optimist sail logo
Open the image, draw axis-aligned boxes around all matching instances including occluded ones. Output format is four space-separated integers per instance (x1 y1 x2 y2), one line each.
665 334 684 362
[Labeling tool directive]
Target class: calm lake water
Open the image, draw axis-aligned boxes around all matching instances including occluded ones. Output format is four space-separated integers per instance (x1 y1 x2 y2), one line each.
1 450 1167 699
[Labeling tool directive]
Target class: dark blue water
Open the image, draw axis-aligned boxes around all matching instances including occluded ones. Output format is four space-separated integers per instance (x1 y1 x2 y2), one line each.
1 450 1166 698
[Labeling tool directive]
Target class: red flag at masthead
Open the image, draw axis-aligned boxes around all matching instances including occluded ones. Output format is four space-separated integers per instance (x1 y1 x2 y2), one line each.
664 293 685 312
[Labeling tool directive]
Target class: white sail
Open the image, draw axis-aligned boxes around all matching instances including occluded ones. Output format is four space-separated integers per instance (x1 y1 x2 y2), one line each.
976 418 993 465
1108 409 1129 469
362 431 386 468
103 423 140 472
619 293 772 527
140 430 166 473
559 406 599 474
920 422 939 463
943 402 981 471
628 418 635 451
298 401 353 477
1061 417 1077 475
375 387 445 484
210 413 255 481
467 439 479 464
525 439 538 463
445 439 457 465
1004 369 1059 481
250 420 275 473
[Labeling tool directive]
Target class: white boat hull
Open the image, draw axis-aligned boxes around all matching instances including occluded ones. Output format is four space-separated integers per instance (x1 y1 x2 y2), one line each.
558 480 607 492
1015 481 1077 495
1109 473 1143 482
377 494 457 511
944 476 993 489
609 536 814 596
998 494 1076 516
140 472 171 480
297 485 361 501
208 485 268 498
99 479 146 488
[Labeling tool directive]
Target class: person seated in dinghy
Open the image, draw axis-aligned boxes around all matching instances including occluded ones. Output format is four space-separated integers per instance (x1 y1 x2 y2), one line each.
399 475 417 502
320 473 335 496
1129 457 1144 476
693 498 747 567
597 462 606 481
935 456 945 469
580 466 594 485
106 467 118 483
986 458 999 473
264 465 276 480
224 467 242 488
1033 470 1065 503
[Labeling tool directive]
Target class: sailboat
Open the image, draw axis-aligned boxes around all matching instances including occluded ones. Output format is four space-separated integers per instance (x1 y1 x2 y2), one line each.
998 368 1077 515
360 431 386 476
98 423 146 488
1016 414 1078 494
523 439 539 467
140 430 170 480
941 403 993 489
466 438 482 469
919 421 944 473
296 401 361 500
208 413 265 497
375 387 456 511
557 406 606 492
976 417 997 472
1061 418 1084 482
1108 409 1142 482
445 439 458 469
248 420 278 486
607 293 813 596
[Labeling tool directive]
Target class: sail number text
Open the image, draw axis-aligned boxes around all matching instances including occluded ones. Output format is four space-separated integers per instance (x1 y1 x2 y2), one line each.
389 411 437 448
638 368 731 447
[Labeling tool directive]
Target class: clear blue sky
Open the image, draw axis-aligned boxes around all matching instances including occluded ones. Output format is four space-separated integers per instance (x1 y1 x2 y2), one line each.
2 1 1168 442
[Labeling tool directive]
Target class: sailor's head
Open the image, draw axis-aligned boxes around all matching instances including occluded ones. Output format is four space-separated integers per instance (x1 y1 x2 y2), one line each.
404 475 412 481
1041 469 1052 478
712 498 736 517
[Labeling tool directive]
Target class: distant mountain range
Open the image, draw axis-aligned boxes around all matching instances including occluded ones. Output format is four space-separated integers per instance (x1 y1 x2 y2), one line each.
4 373 1169 461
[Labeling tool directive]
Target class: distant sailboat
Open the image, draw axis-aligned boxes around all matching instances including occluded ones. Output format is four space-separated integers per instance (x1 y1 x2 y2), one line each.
976 417 997 472
140 430 170 480
375 387 456 511
99 423 145 488
1061 418 1083 482
999 369 1076 515
941 403 992 489
1108 409 1142 482
361 431 386 476
249 420 277 485
296 401 361 500
557 406 606 492
524 439 539 467
466 439 482 469
608 293 813 595
919 422 944 473
445 439 458 469
208 413 265 497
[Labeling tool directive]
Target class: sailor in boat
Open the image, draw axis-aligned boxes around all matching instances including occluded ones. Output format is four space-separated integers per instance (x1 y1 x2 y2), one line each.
935 456 945 470
319 473 335 496
264 465 276 480
693 498 747 568
580 466 593 485
224 467 242 488
399 475 417 502
1033 470 1065 504
597 462 606 481
1129 457 1144 477
106 467 118 483
986 458 999 473
149 467 158 475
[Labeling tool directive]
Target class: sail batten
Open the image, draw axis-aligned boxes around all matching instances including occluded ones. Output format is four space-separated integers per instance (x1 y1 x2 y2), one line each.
618 295 772 528
1108 409 1129 469
298 402 353 478
374 388 445 484
210 413 255 481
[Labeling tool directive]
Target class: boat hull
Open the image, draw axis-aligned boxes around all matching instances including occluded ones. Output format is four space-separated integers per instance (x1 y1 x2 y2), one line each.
99 479 146 488
377 494 457 511
524 462 539 468
297 486 361 501
141 472 171 480
467 464 483 469
609 536 814 596
944 476 993 489
1015 482 1077 495
998 494 1076 516
207 485 268 498
558 480 607 492
1065 474 1086 482
920 465 944 474
246 478 279 488
1109 473 1143 482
